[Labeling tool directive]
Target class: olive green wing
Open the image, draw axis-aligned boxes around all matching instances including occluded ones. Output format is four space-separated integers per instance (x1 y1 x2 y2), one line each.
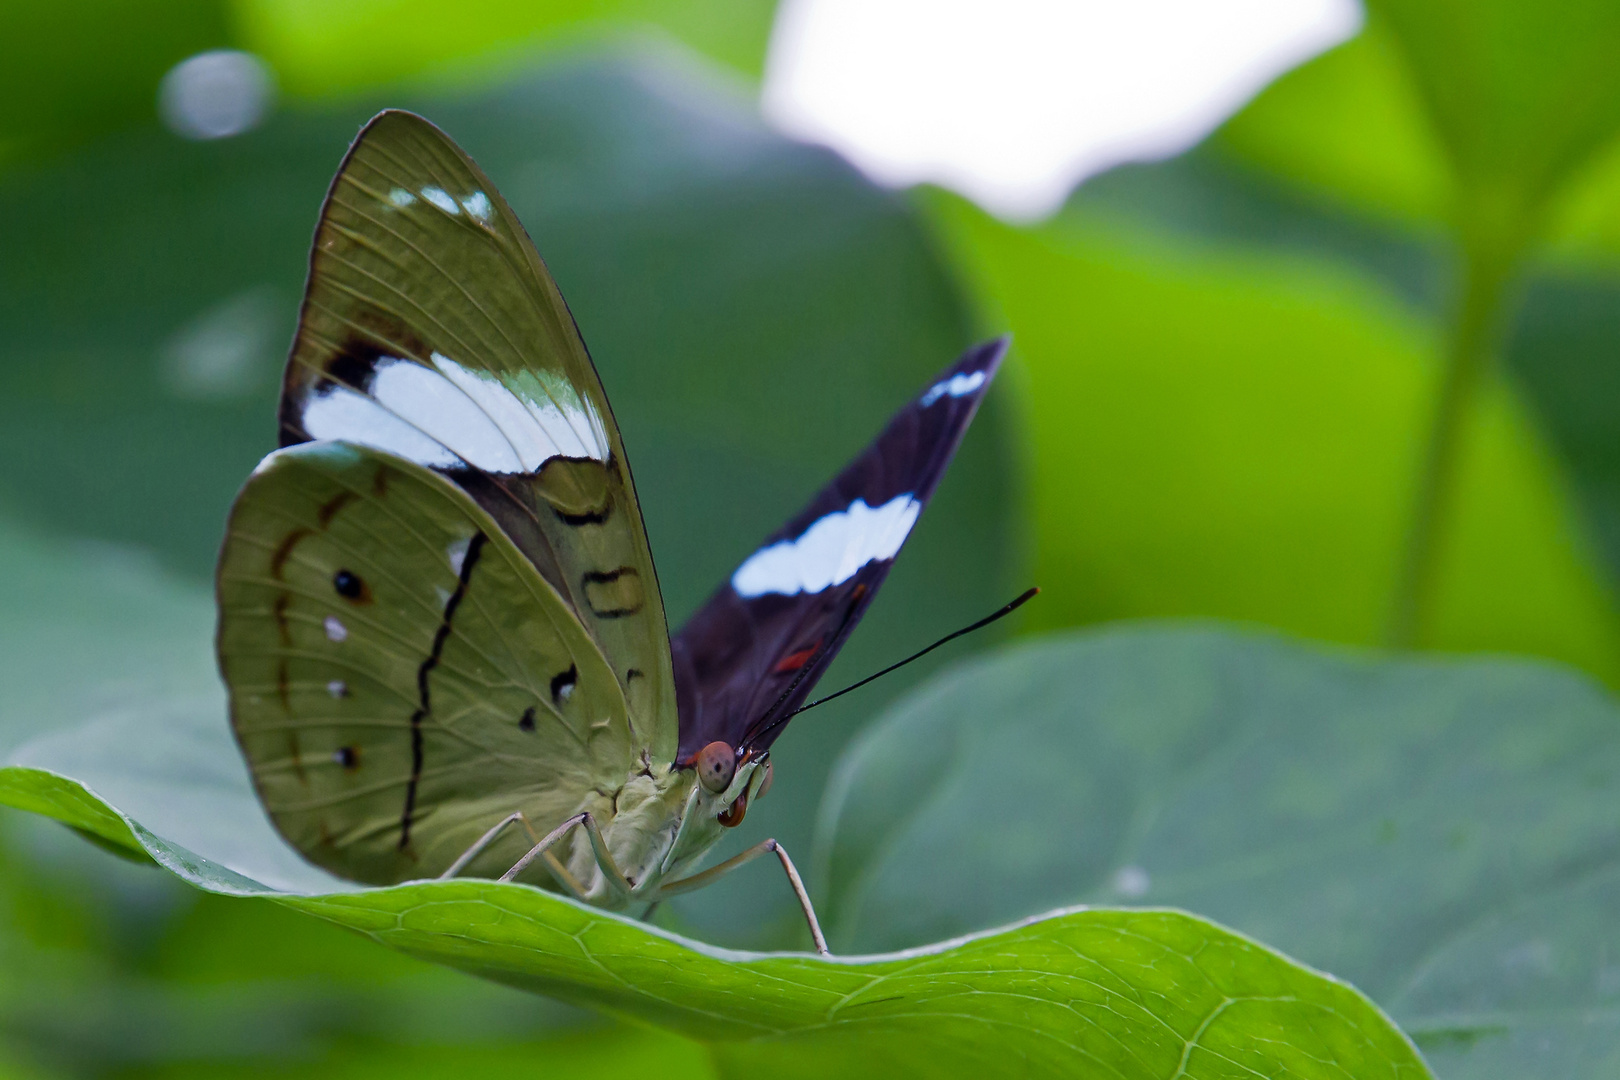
277 109 675 763
217 440 637 885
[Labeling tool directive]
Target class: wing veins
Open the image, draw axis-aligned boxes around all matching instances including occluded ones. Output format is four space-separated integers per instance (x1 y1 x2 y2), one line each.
315 253 569 467
331 174 602 458
228 480 574 703
325 192 542 392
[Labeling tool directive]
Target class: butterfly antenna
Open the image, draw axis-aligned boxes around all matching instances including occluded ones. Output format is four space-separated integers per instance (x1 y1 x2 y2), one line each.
743 588 1039 751
787 587 1038 720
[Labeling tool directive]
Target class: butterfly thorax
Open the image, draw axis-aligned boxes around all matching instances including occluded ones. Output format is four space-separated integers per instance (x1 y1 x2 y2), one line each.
557 756 765 906
561 759 691 903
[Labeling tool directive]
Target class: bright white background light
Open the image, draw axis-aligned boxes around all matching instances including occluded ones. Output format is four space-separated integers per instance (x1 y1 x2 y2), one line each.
762 0 1362 221
159 49 276 141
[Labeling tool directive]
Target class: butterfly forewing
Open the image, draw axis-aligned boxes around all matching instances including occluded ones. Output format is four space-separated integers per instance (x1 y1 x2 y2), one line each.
277 110 675 761
218 441 636 884
671 338 1007 761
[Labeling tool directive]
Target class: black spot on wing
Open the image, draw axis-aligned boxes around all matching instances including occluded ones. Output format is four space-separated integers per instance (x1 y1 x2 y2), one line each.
550 664 578 707
583 566 644 618
332 568 372 604
519 706 536 732
282 335 387 445
321 349 377 395
534 456 614 525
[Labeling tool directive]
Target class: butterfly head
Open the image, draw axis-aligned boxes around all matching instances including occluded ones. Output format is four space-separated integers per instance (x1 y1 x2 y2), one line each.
655 746 772 881
687 741 771 826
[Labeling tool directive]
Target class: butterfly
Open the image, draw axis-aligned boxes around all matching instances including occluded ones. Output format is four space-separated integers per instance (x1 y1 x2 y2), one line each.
215 110 1005 954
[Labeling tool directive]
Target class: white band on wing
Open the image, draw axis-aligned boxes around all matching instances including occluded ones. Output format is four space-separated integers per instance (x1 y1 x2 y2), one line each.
731 494 922 598
919 368 985 407
299 352 609 472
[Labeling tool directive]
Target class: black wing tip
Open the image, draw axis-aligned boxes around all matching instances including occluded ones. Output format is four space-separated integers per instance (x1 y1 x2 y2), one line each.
968 334 1012 365
908 335 1010 409
933 335 1011 388
981 332 1013 357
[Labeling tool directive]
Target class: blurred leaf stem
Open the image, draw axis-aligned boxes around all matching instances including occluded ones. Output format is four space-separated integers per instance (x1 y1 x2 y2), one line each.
1368 0 1620 646
1389 210 1525 646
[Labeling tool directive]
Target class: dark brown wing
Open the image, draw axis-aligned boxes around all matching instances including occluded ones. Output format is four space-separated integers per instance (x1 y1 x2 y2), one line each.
671 337 1007 761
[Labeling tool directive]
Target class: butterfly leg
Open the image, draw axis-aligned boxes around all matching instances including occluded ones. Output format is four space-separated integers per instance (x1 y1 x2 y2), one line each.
656 839 829 955
441 811 588 897
440 812 540 879
500 812 634 904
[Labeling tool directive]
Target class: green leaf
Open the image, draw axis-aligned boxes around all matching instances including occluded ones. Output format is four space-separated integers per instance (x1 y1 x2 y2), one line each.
927 189 1620 680
0 769 145 862
0 478 1421 1076
1201 5 1620 645
1218 7 1620 252
1366 0 1620 243
0 768 1426 1080
817 624 1620 1078
1215 27 1450 227
0 54 1018 945
238 0 780 97
1050 138 1620 675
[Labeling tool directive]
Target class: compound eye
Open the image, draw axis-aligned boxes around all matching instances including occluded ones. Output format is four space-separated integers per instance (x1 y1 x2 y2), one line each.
695 741 736 793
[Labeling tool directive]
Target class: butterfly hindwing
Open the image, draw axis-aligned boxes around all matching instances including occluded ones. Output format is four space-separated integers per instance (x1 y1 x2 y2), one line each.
217 440 636 884
276 109 675 762
671 338 1008 760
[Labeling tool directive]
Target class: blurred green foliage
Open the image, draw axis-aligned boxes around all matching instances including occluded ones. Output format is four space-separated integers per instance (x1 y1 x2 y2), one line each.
5 0 1620 1074
932 188 1620 676
0 1 232 159
238 0 779 93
